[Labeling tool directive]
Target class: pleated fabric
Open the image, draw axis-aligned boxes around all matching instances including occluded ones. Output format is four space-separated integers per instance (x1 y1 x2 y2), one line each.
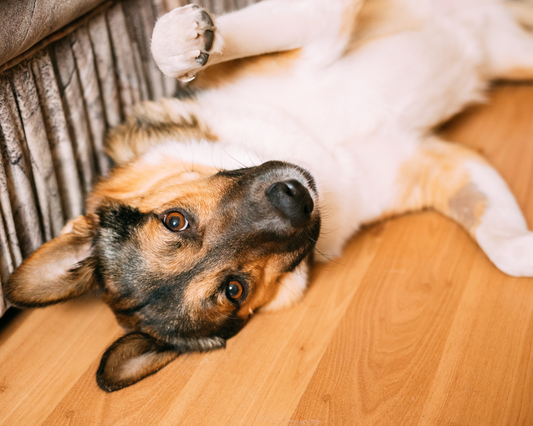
0 0 257 316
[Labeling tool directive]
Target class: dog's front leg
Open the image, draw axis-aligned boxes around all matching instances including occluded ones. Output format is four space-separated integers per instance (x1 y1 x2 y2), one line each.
151 0 363 81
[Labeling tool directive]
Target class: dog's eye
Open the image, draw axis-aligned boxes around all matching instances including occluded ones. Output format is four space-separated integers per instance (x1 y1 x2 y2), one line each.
226 280 244 301
164 211 189 231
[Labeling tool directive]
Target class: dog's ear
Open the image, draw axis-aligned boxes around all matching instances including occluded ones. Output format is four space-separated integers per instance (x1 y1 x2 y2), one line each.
4 215 100 308
96 332 179 392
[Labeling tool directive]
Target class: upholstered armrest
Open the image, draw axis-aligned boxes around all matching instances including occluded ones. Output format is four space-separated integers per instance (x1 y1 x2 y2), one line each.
0 0 107 68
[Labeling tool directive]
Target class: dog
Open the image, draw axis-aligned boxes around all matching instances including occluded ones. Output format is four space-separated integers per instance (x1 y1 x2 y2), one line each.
4 0 533 392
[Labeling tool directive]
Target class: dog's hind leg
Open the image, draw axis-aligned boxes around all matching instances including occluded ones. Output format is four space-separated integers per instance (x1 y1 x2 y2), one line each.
390 137 533 277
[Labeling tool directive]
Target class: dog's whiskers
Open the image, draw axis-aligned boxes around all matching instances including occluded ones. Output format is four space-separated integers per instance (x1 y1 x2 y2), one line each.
219 144 247 168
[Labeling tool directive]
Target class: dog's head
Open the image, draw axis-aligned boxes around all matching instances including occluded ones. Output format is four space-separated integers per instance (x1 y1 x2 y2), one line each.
4 158 320 391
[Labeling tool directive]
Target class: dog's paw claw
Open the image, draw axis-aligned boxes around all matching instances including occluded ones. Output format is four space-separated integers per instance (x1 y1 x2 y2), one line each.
152 6 217 80
195 52 210 66
177 73 196 83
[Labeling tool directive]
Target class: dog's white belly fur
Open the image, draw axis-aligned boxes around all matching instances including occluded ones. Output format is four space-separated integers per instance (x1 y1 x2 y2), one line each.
203 14 483 137
165 11 485 259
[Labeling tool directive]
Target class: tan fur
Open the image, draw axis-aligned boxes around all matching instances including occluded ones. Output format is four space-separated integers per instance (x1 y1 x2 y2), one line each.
246 256 300 312
340 0 365 37
393 140 487 234
261 260 310 312
119 352 166 381
497 67 533 81
346 0 424 52
5 215 99 307
507 1 533 31
105 99 218 165
88 158 220 214
193 49 302 90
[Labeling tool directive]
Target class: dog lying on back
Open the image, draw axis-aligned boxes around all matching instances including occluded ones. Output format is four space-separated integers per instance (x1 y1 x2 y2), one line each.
4 0 533 391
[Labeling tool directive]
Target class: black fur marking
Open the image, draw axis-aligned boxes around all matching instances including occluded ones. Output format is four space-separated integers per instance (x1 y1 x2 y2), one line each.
133 113 201 135
97 204 153 242
215 316 247 340
174 85 198 100
217 161 318 195
113 299 151 316
215 168 248 179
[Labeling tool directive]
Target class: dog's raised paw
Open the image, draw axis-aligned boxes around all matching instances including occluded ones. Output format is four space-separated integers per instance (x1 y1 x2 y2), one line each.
151 5 218 82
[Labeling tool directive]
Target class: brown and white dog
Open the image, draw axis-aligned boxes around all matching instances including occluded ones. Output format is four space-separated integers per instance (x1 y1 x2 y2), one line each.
4 0 533 392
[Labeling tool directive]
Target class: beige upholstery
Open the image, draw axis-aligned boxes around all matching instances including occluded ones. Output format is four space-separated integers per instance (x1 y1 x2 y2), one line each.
0 0 108 68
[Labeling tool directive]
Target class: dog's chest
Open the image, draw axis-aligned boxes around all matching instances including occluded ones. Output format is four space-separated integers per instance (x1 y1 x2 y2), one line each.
196 12 485 152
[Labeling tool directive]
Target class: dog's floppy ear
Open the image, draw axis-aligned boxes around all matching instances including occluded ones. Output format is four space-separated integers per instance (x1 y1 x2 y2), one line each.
96 332 179 392
4 215 100 308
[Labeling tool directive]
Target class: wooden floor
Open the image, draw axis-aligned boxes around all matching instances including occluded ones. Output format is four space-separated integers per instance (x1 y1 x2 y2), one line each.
1 83 533 425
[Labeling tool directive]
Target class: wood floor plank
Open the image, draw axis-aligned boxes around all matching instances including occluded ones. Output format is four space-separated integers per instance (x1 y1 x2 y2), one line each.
0 298 120 426
42 352 202 426
290 213 477 425
419 263 533 426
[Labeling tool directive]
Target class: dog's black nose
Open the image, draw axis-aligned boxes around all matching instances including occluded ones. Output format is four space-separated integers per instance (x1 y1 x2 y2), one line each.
265 180 314 228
